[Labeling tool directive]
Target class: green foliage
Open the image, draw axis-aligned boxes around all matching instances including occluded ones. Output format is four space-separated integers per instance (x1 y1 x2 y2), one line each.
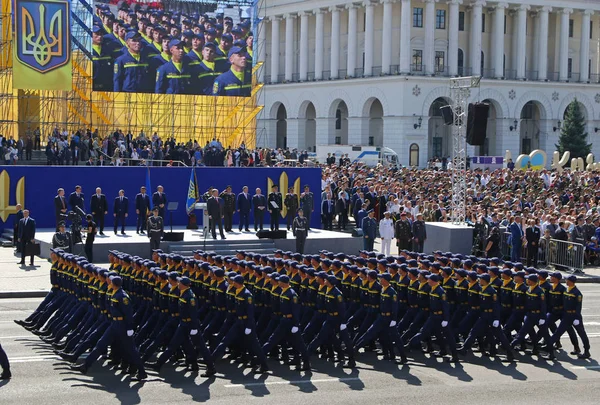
555 98 592 159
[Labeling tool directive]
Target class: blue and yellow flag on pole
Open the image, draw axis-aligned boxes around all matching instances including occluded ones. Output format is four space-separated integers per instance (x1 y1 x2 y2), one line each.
186 168 199 215
12 0 72 90
145 166 152 214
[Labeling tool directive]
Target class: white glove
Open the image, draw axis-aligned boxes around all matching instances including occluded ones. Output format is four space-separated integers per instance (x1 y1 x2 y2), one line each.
538 319 545 326
244 328 252 335
390 320 397 327
492 320 500 328
126 330 134 337
573 319 580 326
291 326 299 334
190 329 198 336
340 324 347 331
441 321 448 328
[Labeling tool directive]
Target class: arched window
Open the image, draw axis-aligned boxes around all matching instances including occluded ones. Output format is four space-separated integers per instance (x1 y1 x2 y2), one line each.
335 109 342 130
409 143 419 167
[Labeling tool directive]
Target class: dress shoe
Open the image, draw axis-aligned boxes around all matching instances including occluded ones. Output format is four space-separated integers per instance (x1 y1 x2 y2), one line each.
446 356 460 363
578 350 591 359
570 347 582 355
396 356 408 365
70 363 88 374
186 363 199 372
0 370 11 379
295 363 311 372
17 261 25 265
201 367 217 377
121 232 125 235
131 371 147 381
146 361 162 372
343 359 356 368
252 364 269 374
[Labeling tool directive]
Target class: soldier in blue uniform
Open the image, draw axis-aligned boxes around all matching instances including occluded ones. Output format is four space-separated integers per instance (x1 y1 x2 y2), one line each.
71 276 147 381
510 274 549 354
155 39 192 94
113 31 152 92
362 209 377 251
262 275 311 371
215 33 233 64
212 46 252 96
546 275 591 360
186 32 204 67
195 42 225 95
92 26 114 91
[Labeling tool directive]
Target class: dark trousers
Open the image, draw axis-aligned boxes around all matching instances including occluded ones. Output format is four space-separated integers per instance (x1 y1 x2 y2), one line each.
364 236 374 251
20 241 34 264
549 313 590 351
408 315 457 357
511 313 548 346
114 214 126 233
224 210 234 231
84 241 94 263
463 315 512 353
527 244 538 267
238 211 250 231
412 240 424 253
212 322 265 367
307 318 354 361
93 213 104 233
0 343 9 373
511 243 522 262
156 322 197 367
296 231 307 254
286 212 295 230
150 235 161 254
262 319 309 364
254 210 264 231
84 324 144 374
13 226 19 252
397 239 411 254
322 214 333 230
270 210 280 231
338 210 348 230
137 212 147 232
210 217 225 238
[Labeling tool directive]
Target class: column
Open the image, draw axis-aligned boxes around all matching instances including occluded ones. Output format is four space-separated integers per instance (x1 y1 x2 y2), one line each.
424 0 435 74
516 5 529 79
299 12 309 81
400 0 411 73
448 0 461 76
580 10 594 82
330 7 341 79
314 9 325 80
537 6 551 80
493 3 507 78
470 0 485 76
347 4 358 77
257 18 266 82
381 0 393 74
532 10 540 75
270 16 280 83
559 8 572 81
284 14 295 82
364 1 375 76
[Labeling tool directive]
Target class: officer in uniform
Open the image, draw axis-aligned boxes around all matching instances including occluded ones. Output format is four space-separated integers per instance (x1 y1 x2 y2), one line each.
147 208 164 255
113 31 152 92
292 209 308 254
300 185 314 230
268 185 283 231
212 46 252 96
511 274 549 353
84 215 97 263
362 210 377 251
411 213 427 253
284 186 299 231
155 39 192 94
135 186 151 234
395 213 412 253
91 26 113 91
52 222 73 252
219 185 236 233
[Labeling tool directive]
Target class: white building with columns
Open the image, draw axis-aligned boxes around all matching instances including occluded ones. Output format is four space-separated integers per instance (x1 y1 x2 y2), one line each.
254 0 600 167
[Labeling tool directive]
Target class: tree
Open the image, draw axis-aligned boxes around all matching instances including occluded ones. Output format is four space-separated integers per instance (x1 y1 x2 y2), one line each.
555 98 592 159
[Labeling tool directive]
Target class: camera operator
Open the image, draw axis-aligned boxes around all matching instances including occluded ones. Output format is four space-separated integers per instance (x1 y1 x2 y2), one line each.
84 214 97 262
484 226 501 258
52 221 72 252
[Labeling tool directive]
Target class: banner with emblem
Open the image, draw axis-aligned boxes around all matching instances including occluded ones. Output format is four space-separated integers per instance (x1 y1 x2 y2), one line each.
12 0 72 90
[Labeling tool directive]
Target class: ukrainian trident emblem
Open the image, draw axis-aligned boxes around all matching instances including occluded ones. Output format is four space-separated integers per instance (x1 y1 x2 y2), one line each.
15 0 70 73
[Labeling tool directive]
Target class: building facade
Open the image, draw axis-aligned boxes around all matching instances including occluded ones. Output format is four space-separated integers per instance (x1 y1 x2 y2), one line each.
255 0 600 167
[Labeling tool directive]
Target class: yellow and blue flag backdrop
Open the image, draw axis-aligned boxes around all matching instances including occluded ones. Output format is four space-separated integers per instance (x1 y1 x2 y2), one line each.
186 168 199 215
12 0 72 90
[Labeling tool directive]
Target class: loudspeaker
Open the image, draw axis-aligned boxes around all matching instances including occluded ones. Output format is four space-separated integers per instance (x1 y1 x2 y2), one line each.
163 232 184 242
466 103 489 146
256 230 287 239
440 105 454 125
351 228 364 237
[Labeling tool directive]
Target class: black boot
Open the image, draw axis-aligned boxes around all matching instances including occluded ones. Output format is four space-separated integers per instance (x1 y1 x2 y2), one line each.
131 370 147 381
70 363 88 374
578 350 591 359
0 369 11 379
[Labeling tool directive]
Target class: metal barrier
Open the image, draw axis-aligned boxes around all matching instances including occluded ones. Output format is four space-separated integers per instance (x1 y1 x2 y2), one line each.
546 238 585 273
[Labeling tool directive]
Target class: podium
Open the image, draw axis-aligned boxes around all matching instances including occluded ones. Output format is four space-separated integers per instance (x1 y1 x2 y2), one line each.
195 202 208 236
163 202 184 242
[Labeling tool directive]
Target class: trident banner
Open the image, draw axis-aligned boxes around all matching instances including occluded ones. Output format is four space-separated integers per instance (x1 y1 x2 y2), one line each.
12 0 72 90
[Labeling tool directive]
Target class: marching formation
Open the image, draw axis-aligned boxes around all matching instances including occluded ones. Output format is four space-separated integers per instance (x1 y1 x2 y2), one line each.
15 247 591 381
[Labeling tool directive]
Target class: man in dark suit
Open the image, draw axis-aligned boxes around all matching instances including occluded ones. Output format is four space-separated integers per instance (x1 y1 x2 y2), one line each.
54 188 68 231
236 185 252 232
68 185 85 212
71 146 80 165
321 193 334 231
135 186 151 234
90 187 108 236
113 189 129 235
206 189 225 240
152 185 168 218
18 209 36 266
525 219 541 267
509 216 524 262
252 187 267 231
13 204 23 253
268 185 283 231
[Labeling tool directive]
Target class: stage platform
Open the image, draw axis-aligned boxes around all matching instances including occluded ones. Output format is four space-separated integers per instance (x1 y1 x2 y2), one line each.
35 226 363 259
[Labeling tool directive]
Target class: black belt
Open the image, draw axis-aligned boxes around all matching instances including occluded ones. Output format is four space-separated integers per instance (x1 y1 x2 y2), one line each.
530 310 541 314
483 309 493 313
433 311 443 315
381 312 391 316
566 310 576 314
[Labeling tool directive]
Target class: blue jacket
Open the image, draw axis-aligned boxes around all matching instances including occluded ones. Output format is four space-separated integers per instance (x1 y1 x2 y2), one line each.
113 50 152 92
155 60 193 94
114 196 129 216
92 43 114 91
135 193 151 212
237 192 252 213
213 68 252 96
509 222 523 245
195 60 227 95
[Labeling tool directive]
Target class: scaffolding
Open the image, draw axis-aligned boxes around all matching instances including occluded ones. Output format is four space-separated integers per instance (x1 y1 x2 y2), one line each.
0 0 262 148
